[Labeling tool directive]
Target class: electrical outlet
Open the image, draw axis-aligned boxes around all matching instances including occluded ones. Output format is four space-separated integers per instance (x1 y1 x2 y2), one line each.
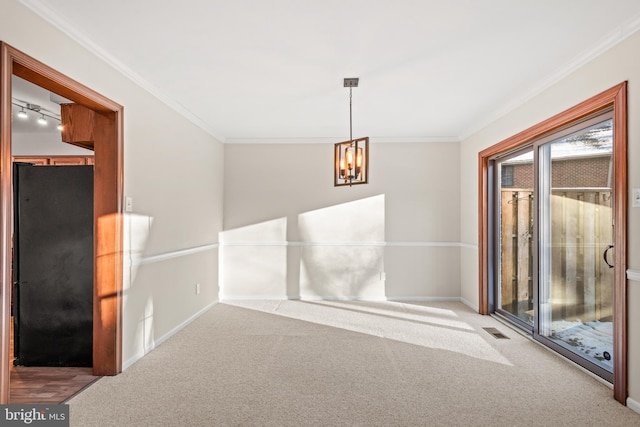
633 188 640 208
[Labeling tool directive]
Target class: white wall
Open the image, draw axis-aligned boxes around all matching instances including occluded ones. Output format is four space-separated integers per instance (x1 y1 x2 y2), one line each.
12 132 94 156
459 29 640 408
1 0 224 369
222 142 461 301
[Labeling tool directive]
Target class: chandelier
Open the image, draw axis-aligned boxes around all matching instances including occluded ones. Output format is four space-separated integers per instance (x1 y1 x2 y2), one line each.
334 78 368 187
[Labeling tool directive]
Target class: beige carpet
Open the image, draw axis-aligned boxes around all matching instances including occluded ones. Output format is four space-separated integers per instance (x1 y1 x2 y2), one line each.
69 300 640 426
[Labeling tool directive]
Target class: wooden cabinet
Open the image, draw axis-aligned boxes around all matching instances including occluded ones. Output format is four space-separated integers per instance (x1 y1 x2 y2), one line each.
13 157 48 166
13 156 94 166
50 157 87 166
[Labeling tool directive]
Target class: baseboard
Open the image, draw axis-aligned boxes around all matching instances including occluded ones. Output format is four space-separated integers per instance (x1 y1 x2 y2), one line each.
224 296 465 303
122 300 218 370
460 297 479 312
627 397 640 415
387 296 461 302
389 296 480 312
299 295 388 301
221 295 289 301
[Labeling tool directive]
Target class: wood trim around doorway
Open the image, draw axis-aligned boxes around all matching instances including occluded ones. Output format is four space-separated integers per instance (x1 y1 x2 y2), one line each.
477 82 627 403
0 42 124 403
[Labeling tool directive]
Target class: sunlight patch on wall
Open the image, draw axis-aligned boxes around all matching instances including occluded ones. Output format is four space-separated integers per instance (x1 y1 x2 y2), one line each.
142 297 155 351
298 195 385 300
219 217 288 299
121 213 154 366
123 213 154 289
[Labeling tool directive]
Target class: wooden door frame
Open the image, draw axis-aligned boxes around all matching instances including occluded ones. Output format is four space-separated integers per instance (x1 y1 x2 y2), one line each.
0 42 124 403
478 82 627 403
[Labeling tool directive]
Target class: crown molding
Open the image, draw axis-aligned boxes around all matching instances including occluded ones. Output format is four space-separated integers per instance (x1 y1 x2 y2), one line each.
19 0 226 143
459 11 640 141
224 136 460 144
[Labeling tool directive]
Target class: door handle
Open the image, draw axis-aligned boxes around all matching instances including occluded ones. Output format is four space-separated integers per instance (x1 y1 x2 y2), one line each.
603 244 614 269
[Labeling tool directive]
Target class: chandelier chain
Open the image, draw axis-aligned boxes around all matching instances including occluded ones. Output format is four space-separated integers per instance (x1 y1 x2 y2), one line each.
349 87 353 141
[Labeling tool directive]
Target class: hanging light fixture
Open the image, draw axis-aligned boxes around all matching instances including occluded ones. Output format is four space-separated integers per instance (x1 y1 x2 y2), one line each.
17 107 28 119
37 113 47 125
334 77 369 187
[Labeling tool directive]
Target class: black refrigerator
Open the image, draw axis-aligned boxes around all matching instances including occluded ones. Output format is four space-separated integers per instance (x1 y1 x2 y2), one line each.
13 162 94 367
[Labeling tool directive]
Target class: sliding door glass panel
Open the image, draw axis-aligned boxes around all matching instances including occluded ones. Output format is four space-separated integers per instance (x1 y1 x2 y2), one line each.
538 119 614 373
496 149 534 325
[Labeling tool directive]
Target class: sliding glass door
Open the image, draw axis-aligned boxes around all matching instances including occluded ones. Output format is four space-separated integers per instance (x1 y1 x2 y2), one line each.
493 111 614 380
537 116 614 378
495 148 534 328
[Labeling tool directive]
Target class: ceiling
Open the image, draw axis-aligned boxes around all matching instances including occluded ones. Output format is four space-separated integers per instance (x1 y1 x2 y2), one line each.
18 0 640 143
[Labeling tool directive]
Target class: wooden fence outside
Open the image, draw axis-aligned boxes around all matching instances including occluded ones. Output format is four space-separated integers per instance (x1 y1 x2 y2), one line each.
500 189 613 322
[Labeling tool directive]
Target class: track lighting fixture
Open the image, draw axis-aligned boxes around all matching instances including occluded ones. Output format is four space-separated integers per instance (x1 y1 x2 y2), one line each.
11 99 62 130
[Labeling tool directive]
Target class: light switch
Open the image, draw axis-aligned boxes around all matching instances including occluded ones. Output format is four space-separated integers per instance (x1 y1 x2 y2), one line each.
125 196 133 212
633 188 640 208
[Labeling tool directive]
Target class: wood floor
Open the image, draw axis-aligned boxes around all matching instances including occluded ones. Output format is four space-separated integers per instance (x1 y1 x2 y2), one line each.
9 318 100 404
10 366 99 404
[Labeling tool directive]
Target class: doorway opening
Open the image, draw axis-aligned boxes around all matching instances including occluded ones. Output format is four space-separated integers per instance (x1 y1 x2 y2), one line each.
1 42 124 403
478 82 627 403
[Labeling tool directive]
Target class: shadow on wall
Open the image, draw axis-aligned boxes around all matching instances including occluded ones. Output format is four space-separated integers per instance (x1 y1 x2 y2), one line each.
220 195 385 300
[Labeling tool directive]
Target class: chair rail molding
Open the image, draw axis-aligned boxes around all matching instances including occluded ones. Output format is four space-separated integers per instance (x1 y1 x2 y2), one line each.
627 269 640 282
